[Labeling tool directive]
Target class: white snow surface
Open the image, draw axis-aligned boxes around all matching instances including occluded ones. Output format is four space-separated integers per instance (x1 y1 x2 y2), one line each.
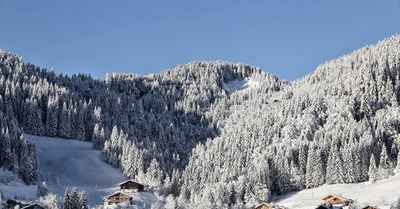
0 135 161 207
273 173 400 209
222 78 259 94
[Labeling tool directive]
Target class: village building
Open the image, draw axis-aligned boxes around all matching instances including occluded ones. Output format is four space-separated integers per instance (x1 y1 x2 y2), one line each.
254 202 285 209
5 199 29 208
21 203 46 209
361 206 378 209
119 180 144 192
321 194 353 207
103 191 133 206
315 205 341 209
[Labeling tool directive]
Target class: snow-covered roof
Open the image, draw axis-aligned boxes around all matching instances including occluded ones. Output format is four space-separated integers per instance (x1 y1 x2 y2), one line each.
119 180 143 186
21 203 45 209
254 202 285 209
103 191 132 200
322 194 353 202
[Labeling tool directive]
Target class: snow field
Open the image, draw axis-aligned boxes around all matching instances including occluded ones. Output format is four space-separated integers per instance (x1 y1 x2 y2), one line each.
13 135 162 208
273 173 400 209
222 78 259 94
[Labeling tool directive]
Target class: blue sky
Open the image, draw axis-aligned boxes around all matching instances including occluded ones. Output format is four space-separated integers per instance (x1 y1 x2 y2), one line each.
0 1 399 81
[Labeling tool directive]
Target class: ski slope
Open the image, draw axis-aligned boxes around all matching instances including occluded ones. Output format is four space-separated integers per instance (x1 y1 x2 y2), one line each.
21 135 161 207
222 78 259 94
273 174 400 209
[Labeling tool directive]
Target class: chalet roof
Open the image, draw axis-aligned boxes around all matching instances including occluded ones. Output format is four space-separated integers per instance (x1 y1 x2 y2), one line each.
254 202 284 209
362 206 378 209
6 199 29 206
255 202 270 208
321 194 353 202
21 203 45 209
119 180 143 186
104 191 132 200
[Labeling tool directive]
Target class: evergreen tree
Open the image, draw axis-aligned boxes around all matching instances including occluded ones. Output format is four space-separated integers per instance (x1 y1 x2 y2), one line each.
37 181 49 198
390 196 400 209
63 188 71 209
396 151 400 174
368 154 378 182
326 144 344 184
378 144 393 180
79 191 89 209
75 107 85 141
69 187 80 209
91 123 102 150
305 146 325 188
45 96 58 137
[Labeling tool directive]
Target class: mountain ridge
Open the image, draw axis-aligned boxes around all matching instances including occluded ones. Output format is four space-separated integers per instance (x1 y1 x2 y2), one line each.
0 35 400 208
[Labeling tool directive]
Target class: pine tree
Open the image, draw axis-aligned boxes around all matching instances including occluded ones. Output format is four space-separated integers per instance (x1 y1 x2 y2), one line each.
305 146 325 188
75 107 85 141
79 191 89 209
19 140 37 184
29 99 44 136
63 188 71 209
147 158 163 192
59 102 71 139
0 128 12 170
396 151 400 174
91 123 102 150
368 154 378 182
378 144 393 180
45 96 58 137
69 187 80 209
326 144 344 184
390 196 400 209
37 181 48 198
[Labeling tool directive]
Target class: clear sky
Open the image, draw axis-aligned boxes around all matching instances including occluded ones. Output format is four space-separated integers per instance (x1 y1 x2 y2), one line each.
0 1 399 81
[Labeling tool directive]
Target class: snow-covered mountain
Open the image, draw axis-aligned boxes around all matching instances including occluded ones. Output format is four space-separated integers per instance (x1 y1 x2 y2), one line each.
0 35 400 208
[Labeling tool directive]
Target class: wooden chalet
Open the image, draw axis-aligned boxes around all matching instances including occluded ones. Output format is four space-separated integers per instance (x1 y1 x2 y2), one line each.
5 199 29 208
21 203 46 209
103 191 133 206
315 205 341 209
119 180 144 192
321 194 353 207
254 202 284 209
362 206 377 209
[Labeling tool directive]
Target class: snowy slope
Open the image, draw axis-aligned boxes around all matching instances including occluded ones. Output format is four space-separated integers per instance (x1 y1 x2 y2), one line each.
19 134 161 207
222 78 259 94
273 174 400 209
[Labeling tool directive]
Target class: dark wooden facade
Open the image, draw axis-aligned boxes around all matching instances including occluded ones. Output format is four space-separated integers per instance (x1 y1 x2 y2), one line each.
120 180 144 192
315 205 341 209
6 199 29 208
103 192 133 206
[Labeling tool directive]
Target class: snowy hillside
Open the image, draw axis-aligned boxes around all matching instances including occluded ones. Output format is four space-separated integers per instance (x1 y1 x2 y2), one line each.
222 78 259 94
1 36 400 208
273 173 400 209
2 135 161 207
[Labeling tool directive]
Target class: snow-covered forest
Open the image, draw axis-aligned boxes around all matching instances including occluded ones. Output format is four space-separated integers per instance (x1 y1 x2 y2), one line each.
1 35 400 208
